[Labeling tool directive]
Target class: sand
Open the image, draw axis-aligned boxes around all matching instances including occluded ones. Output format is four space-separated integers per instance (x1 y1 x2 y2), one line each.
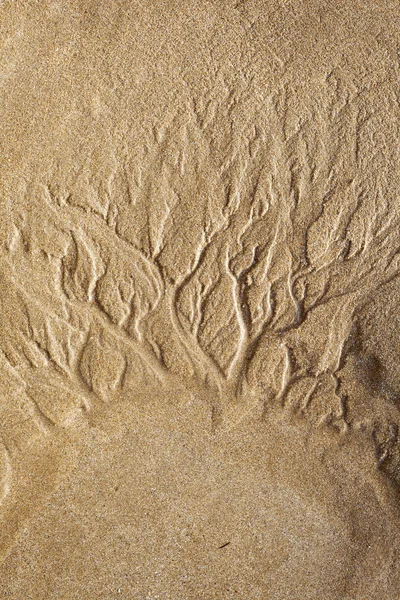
1 1 400 598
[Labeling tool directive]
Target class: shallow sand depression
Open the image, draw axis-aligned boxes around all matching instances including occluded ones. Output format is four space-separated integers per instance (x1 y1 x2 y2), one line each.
1 1 400 598
2 392 400 599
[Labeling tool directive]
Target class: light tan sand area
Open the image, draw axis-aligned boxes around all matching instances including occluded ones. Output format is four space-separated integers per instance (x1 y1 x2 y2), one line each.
1 1 400 598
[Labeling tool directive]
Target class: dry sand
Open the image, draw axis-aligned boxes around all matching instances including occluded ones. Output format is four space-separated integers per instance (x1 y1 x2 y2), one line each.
1 1 400 598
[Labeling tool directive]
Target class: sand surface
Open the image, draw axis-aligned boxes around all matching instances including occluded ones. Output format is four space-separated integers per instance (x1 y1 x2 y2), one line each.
1 1 400 598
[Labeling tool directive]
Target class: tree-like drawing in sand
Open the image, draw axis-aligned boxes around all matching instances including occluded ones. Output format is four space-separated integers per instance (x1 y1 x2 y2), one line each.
1 71 400 517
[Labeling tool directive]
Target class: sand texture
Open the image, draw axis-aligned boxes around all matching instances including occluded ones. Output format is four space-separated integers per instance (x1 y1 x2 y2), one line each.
1 1 400 598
